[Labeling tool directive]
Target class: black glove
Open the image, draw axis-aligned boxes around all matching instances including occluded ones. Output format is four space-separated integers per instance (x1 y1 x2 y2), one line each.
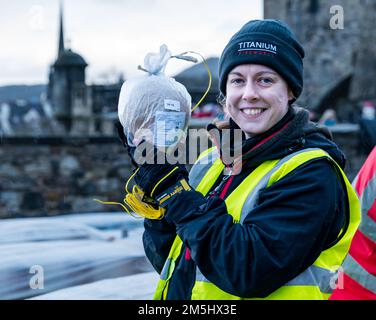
133 140 190 207
115 121 138 167
134 163 189 197
116 122 190 206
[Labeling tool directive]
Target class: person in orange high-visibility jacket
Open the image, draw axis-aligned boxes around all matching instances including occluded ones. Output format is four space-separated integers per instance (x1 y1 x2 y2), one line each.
330 146 376 300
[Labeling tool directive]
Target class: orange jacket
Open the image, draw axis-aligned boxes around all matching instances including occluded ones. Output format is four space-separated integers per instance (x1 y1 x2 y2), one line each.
330 146 376 300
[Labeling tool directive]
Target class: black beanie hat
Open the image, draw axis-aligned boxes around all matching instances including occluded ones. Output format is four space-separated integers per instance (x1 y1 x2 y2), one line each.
218 19 305 100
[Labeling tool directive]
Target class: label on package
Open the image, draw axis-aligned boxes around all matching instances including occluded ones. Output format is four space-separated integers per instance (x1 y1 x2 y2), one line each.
164 99 181 111
154 111 185 147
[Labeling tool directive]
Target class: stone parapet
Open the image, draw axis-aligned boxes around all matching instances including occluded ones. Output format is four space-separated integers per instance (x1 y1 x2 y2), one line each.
0 128 366 218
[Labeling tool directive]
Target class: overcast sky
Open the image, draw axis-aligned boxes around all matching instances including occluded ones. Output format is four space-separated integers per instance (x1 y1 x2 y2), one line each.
0 0 263 86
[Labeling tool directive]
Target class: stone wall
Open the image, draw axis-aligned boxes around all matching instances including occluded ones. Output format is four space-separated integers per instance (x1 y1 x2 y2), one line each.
0 129 366 219
0 137 132 219
264 0 370 114
330 126 367 181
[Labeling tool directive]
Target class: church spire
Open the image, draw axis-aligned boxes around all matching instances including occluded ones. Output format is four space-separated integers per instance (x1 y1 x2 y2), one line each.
58 1 65 56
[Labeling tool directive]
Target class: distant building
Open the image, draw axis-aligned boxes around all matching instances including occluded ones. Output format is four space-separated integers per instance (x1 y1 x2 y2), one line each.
47 4 122 136
47 6 88 132
264 0 376 122
0 98 64 137
0 4 122 137
174 57 219 105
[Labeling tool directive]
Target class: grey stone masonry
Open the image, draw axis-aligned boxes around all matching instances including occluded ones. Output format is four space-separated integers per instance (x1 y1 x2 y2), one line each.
0 128 366 218
264 0 374 113
0 138 131 218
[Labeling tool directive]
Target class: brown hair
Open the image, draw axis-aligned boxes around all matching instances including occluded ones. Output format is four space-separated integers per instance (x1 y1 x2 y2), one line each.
213 93 231 130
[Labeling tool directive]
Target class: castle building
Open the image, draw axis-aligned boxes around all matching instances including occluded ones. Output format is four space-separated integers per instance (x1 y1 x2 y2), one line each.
47 4 121 136
48 5 90 133
264 0 376 122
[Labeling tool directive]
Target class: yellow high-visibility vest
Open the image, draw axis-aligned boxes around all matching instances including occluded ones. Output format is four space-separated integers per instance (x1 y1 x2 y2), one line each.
154 147 361 300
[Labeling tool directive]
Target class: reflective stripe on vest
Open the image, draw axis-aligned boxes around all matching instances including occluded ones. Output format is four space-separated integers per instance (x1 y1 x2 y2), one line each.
153 236 183 300
188 146 222 191
341 254 376 293
195 264 334 293
194 263 335 300
339 157 376 294
356 170 376 242
154 148 361 300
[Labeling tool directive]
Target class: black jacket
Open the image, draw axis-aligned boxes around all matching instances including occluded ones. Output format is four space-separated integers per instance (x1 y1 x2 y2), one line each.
143 107 348 299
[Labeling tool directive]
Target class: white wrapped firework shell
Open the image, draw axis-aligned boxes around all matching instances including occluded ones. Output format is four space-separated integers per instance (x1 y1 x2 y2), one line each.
118 45 192 148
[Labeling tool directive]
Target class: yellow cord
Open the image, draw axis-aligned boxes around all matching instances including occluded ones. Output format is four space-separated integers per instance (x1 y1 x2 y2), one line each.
150 166 179 197
94 169 165 220
176 51 212 113
187 51 212 112
94 190 165 220
93 198 140 219
125 185 165 219
125 167 140 194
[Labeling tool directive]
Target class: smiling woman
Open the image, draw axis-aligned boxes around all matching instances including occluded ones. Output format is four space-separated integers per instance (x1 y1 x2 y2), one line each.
140 19 361 301
226 64 293 137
